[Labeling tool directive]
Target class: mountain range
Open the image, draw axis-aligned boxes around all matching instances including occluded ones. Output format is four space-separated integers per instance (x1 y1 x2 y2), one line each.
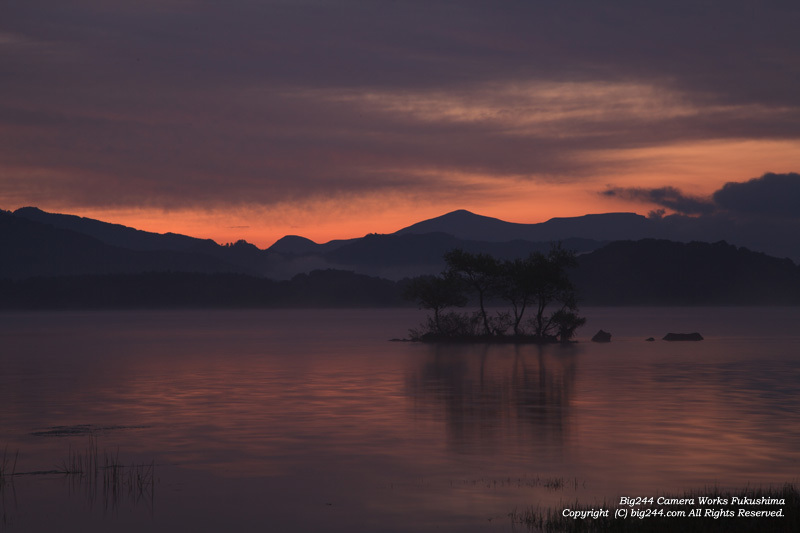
6 207 612 280
2 206 800 306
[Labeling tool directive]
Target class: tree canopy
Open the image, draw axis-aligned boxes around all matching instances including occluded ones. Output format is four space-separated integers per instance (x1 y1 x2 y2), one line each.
406 244 585 342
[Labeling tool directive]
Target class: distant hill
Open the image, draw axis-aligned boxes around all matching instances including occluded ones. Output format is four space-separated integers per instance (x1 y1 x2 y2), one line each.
573 239 800 305
14 206 220 253
323 232 601 279
2 235 799 308
12 207 291 276
395 209 655 242
0 211 252 279
269 235 322 255
266 234 355 255
5 207 800 296
396 210 530 241
395 209 800 263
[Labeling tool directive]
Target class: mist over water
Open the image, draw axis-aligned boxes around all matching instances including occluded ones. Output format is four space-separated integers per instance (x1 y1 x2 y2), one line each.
1 308 799 531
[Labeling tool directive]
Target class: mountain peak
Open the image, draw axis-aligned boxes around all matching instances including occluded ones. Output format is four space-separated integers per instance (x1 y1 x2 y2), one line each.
432 209 503 222
395 210 517 240
12 206 219 252
395 210 652 242
14 206 46 215
268 235 320 254
442 209 478 217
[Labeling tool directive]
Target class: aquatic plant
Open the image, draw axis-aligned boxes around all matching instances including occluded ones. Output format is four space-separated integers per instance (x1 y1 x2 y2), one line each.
0 446 18 486
59 438 155 509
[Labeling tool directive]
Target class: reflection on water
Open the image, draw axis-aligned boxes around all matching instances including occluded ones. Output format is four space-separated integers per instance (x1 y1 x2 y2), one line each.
0 308 799 532
407 344 577 455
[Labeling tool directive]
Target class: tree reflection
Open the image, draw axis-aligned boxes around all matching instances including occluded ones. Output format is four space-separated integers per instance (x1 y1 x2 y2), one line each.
406 343 580 455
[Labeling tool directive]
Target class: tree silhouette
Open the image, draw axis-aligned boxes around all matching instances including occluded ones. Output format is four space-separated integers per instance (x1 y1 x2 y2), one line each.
407 244 585 342
443 249 500 336
498 256 539 335
550 299 586 342
404 273 467 335
527 244 579 339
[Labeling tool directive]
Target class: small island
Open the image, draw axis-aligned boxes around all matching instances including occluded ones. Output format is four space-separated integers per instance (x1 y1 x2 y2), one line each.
404 245 585 343
663 332 704 341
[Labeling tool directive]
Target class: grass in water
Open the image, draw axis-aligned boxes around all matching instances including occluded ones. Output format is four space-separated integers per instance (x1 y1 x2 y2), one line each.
1 446 19 526
60 437 155 510
1 446 18 484
2 438 155 512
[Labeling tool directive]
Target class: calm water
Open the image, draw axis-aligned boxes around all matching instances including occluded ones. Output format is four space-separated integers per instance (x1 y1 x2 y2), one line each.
1 307 799 532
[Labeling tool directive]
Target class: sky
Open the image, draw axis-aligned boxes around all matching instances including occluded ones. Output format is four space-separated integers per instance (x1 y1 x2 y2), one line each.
2 1 800 247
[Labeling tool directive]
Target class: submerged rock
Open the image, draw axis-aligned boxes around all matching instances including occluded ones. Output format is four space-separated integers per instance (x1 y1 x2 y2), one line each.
662 332 704 341
591 329 612 342
645 337 655 342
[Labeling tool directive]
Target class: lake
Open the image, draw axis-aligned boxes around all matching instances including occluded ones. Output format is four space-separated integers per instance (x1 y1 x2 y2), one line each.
1 307 799 531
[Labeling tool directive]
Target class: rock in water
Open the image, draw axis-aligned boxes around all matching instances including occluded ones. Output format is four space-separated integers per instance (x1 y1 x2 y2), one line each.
662 332 704 341
591 329 612 342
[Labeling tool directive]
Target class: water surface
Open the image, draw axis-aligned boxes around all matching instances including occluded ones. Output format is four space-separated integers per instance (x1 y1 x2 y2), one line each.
1 308 798 531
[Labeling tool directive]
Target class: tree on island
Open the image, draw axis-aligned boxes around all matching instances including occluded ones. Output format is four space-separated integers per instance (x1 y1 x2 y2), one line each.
524 244 585 340
403 273 468 336
442 249 500 336
406 244 585 343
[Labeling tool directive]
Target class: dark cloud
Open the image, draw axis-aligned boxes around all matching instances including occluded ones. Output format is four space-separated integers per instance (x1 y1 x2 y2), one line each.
605 172 800 220
713 172 800 219
8 1 796 103
603 186 715 216
1 1 800 209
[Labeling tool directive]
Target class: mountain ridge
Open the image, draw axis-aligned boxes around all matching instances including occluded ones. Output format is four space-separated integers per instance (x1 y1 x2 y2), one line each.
0 210 253 279
5 207 800 285
14 206 221 253
395 209 654 242
1 238 798 308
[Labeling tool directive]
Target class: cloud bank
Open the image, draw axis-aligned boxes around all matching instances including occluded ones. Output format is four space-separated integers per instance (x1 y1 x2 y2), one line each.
1 1 799 215
713 172 800 219
605 172 800 220
602 186 715 216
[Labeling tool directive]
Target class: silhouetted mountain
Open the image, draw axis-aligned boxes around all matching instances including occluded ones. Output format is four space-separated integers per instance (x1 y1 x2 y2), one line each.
651 212 800 264
396 209 655 242
324 232 602 279
537 213 656 241
395 209 800 262
6 207 800 295
12 207 610 279
269 235 322 255
396 210 526 241
14 206 220 253
574 239 800 305
266 235 357 255
3 239 798 308
2 236 799 308
0 211 252 279
12 207 288 275
279 269 405 307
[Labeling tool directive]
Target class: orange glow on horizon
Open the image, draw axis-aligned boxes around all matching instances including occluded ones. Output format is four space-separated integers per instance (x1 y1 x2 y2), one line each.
6 192 667 249
17 188 643 250
9 139 799 248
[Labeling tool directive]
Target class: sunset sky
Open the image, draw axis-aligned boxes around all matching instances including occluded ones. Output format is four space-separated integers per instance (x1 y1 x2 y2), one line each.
3 1 799 247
